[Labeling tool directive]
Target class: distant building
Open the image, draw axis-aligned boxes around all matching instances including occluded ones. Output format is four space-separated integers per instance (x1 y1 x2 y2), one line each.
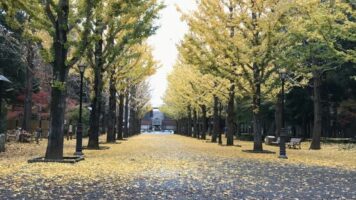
141 108 176 131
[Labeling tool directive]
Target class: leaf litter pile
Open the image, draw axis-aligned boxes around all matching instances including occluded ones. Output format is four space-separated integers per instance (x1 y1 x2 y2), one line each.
0 134 355 199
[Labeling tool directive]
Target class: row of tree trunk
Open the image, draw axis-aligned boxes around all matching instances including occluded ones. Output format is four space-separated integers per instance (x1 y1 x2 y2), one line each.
176 96 223 144
88 73 142 149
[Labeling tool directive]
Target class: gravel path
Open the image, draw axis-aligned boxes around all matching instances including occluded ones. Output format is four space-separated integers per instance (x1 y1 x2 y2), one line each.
1 134 355 199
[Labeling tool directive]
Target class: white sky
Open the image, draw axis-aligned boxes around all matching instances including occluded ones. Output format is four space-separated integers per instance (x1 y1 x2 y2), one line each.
147 0 196 108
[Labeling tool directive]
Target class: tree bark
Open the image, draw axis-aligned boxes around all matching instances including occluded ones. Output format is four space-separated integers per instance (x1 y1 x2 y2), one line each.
310 71 322 150
107 73 116 143
45 1 67 158
201 105 208 140
212 96 219 143
226 83 235 146
181 119 184 135
87 20 104 149
187 105 192 137
186 118 189 135
193 109 198 138
218 101 223 145
186 118 189 136
44 0 93 158
22 43 35 132
117 92 124 140
45 0 69 159
0 82 3 134
129 108 135 136
135 113 140 135
87 74 102 148
124 91 129 138
250 4 263 152
177 120 181 134
100 97 106 134
181 119 186 135
253 81 263 151
129 86 136 136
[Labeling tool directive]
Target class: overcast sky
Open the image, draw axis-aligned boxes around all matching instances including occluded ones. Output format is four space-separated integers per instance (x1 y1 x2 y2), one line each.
147 0 196 108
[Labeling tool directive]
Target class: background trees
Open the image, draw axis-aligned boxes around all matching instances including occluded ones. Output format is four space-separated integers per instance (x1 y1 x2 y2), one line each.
0 0 161 158
84 0 161 149
163 0 356 150
2 0 96 159
283 0 356 149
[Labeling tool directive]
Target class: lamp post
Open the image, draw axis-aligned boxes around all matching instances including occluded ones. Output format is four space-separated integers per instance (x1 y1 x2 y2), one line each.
279 68 288 159
74 64 85 156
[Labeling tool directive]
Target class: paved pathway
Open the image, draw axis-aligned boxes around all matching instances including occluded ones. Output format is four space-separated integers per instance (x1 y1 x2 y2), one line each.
1 134 355 199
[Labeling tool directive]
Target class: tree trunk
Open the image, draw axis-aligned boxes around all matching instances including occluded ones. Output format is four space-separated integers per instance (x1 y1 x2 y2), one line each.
177 120 181 134
250 5 263 152
45 0 69 159
212 96 219 143
129 108 135 136
107 73 116 143
129 86 136 136
117 92 124 140
186 118 190 136
22 43 34 132
201 105 208 140
136 112 141 134
181 119 184 134
218 102 223 144
253 81 263 151
226 83 235 146
187 105 192 137
100 97 106 134
45 1 67 159
87 75 102 148
88 20 104 149
44 0 94 158
0 81 3 134
226 5 236 146
193 109 198 138
182 119 185 135
310 71 322 150
124 92 129 138
136 113 140 135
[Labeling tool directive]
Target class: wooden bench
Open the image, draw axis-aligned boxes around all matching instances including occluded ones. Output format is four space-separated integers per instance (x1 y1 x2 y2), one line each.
287 138 302 149
6 130 18 142
6 130 35 143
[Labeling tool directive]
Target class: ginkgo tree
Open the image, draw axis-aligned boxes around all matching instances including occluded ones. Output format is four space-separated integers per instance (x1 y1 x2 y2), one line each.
126 44 157 137
84 0 162 149
281 0 355 149
1 0 162 157
174 33 231 142
108 42 158 141
180 0 297 151
174 0 355 152
179 2 241 146
162 54 230 141
0 10 36 133
128 80 153 136
1 0 96 159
